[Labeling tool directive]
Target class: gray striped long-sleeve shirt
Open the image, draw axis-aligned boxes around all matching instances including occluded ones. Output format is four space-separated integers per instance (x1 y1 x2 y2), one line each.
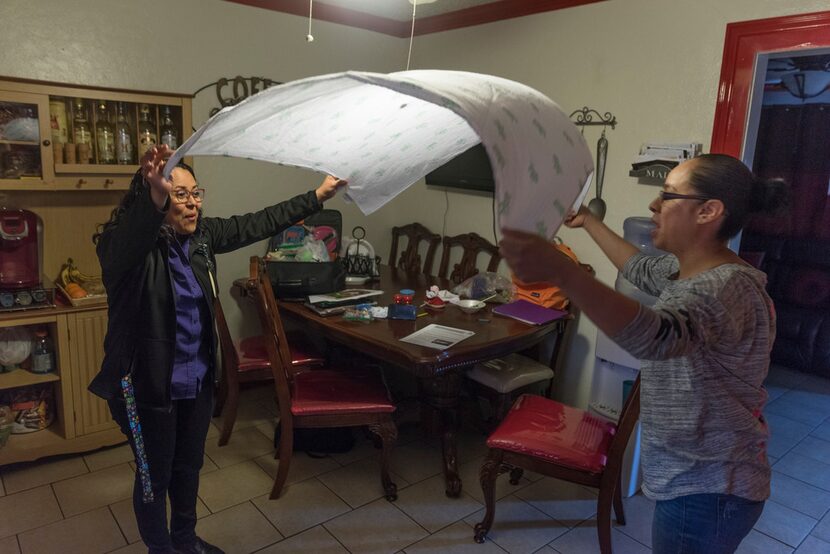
612 253 774 501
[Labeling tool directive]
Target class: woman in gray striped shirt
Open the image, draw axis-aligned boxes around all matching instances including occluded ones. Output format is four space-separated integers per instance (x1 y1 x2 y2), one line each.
500 154 787 553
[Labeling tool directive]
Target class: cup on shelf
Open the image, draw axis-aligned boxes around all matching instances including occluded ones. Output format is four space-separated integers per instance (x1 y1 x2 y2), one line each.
52 142 63 164
63 143 76 164
77 143 90 164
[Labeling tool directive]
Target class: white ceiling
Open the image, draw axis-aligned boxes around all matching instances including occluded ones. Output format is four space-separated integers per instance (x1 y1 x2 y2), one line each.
315 0 499 21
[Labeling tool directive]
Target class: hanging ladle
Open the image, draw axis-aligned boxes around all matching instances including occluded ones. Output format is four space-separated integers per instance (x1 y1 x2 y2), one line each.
587 128 608 221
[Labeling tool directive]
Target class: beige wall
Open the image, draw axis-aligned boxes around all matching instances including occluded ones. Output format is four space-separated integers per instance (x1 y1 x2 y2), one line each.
2 0 827 405
368 0 828 406
0 0 405 337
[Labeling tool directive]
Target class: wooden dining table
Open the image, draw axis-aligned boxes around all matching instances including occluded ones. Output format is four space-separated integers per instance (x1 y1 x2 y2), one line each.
258 265 568 497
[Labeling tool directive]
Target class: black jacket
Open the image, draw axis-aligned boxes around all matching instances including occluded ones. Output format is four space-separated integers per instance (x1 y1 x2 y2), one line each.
89 174 321 410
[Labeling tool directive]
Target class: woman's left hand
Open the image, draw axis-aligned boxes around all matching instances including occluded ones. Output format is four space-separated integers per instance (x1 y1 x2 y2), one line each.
316 175 348 203
500 229 574 285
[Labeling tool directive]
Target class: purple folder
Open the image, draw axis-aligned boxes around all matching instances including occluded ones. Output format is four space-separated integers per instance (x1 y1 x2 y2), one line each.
492 299 567 325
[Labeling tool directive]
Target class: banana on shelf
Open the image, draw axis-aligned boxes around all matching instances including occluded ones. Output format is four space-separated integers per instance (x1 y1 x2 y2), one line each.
57 258 106 304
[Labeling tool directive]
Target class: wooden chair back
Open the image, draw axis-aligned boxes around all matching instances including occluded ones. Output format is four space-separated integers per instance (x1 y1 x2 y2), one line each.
390 223 441 274
438 232 501 284
604 375 641 477
248 256 295 421
213 295 241 387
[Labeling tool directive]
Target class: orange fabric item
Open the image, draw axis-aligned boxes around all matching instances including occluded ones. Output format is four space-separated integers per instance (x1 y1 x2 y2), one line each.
512 238 579 310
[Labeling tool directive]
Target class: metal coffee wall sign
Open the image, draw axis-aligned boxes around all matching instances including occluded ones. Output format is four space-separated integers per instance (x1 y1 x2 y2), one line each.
194 76 281 117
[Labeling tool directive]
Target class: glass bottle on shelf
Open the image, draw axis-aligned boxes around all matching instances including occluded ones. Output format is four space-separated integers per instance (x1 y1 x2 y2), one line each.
138 104 157 158
72 98 93 163
114 102 134 165
159 106 178 149
95 101 116 164
30 329 54 374
48 97 68 145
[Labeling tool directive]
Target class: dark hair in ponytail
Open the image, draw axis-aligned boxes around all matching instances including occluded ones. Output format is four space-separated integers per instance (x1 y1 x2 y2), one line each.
686 153 789 240
92 160 197 245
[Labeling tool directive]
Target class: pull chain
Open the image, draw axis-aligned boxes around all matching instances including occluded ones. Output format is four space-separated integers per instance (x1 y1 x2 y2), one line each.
406 0 417 70
306 0 314 42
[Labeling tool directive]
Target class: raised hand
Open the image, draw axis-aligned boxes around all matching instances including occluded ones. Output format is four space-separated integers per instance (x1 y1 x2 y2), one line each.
140 145 176 196
563 206 594 229
500 229 575 285
315 175 348 203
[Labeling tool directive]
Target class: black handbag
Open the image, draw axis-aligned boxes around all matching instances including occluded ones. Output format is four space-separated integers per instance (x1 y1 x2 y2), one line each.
266 209 346 299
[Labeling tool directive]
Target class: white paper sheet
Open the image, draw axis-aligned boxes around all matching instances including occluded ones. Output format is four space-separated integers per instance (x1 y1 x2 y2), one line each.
400 324 475 350
166 70 594 239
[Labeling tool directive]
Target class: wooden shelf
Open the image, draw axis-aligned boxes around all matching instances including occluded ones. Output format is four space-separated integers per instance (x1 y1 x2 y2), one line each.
0 76 192 465
0 139 39 146
55 163 137 174
0 369 60 391
0 426 124 465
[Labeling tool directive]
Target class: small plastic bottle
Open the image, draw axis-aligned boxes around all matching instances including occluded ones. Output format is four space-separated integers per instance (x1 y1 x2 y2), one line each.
30 329 54 374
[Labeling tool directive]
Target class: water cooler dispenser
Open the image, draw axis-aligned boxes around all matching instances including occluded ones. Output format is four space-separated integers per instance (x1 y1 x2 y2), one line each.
589 216 665 497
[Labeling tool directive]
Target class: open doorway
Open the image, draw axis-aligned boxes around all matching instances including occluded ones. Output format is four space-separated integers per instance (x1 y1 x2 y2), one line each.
738 49 830 379
710 11 830 551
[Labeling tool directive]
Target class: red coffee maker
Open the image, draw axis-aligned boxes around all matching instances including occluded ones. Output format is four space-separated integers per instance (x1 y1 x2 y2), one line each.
0 209 42 289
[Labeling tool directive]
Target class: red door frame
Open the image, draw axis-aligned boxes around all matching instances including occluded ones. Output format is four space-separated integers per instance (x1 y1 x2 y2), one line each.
710 10 830 157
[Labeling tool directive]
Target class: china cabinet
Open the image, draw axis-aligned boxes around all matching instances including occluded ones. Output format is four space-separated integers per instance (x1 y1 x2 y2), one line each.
0 77 193 464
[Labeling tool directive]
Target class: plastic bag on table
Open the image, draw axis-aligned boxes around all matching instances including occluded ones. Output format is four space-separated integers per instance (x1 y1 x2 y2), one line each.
292 236 331 262
451 272 513 303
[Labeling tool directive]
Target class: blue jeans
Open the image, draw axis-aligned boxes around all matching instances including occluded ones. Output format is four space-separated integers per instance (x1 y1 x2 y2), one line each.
652 493 764 554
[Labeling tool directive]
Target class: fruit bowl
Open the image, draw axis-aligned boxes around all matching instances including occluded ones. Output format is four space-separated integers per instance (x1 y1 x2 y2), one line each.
455 299 486 314
57 258 107 307
56 282 107 307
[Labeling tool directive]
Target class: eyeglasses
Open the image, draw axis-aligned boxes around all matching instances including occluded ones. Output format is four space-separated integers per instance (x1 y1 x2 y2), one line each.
658 191 713 202
171 188 205 204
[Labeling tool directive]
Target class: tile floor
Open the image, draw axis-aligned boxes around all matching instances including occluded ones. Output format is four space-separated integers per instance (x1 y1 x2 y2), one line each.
0 365 828 553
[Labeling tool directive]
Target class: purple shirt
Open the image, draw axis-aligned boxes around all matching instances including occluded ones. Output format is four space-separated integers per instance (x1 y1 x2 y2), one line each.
168 236 211 400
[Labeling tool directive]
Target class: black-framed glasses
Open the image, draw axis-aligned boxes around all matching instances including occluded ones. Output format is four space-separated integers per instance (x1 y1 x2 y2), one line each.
171 188 205 204
658 191 713 202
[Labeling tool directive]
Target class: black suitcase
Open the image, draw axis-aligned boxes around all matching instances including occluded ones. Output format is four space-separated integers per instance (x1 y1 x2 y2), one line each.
266 209 346 299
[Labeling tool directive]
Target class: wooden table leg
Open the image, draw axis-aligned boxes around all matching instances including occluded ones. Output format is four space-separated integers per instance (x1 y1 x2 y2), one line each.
419 370 463 497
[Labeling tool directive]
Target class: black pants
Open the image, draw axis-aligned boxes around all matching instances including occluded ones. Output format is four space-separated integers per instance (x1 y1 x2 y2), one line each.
109 380 213 553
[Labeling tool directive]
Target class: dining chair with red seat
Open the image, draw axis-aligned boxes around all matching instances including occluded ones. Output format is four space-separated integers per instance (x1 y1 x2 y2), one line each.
390 222 442 274
437 232 501 285
474 375 641 554
212 294 326 447
466 264 594 431
247 256 398 500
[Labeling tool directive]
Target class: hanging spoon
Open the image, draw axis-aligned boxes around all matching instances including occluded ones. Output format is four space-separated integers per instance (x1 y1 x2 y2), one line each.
587 128 608 221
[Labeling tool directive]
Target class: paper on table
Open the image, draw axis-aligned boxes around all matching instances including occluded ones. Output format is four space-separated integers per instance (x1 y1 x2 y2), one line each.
307 289 383 304
400 324 475 350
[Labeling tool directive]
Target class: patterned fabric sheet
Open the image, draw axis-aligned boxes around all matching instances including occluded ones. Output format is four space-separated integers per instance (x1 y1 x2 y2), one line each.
166 70 594 239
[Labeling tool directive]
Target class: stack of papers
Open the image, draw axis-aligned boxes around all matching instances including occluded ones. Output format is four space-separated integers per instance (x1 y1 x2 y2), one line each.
307 289 383 307
400 325 475 350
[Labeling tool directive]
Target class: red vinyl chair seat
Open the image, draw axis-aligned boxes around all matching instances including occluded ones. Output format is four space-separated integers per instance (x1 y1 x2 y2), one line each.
238 335 325 372
291 369 396 416
486 394 617 474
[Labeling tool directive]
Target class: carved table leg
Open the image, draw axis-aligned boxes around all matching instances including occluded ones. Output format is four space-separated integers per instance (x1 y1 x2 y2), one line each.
419 370 463 497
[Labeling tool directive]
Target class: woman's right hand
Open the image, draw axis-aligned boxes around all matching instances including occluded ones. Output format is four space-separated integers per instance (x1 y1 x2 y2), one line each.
564 206 594 229
140 145 175 196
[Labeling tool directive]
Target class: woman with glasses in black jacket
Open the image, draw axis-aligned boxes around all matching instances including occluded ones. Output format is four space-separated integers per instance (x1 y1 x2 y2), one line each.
90 145 345 554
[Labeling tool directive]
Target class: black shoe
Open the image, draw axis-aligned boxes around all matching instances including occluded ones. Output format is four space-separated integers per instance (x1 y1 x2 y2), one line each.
173 537 225 554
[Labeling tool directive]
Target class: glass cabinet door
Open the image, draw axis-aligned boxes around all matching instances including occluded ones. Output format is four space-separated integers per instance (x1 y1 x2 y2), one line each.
0 91 54 186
